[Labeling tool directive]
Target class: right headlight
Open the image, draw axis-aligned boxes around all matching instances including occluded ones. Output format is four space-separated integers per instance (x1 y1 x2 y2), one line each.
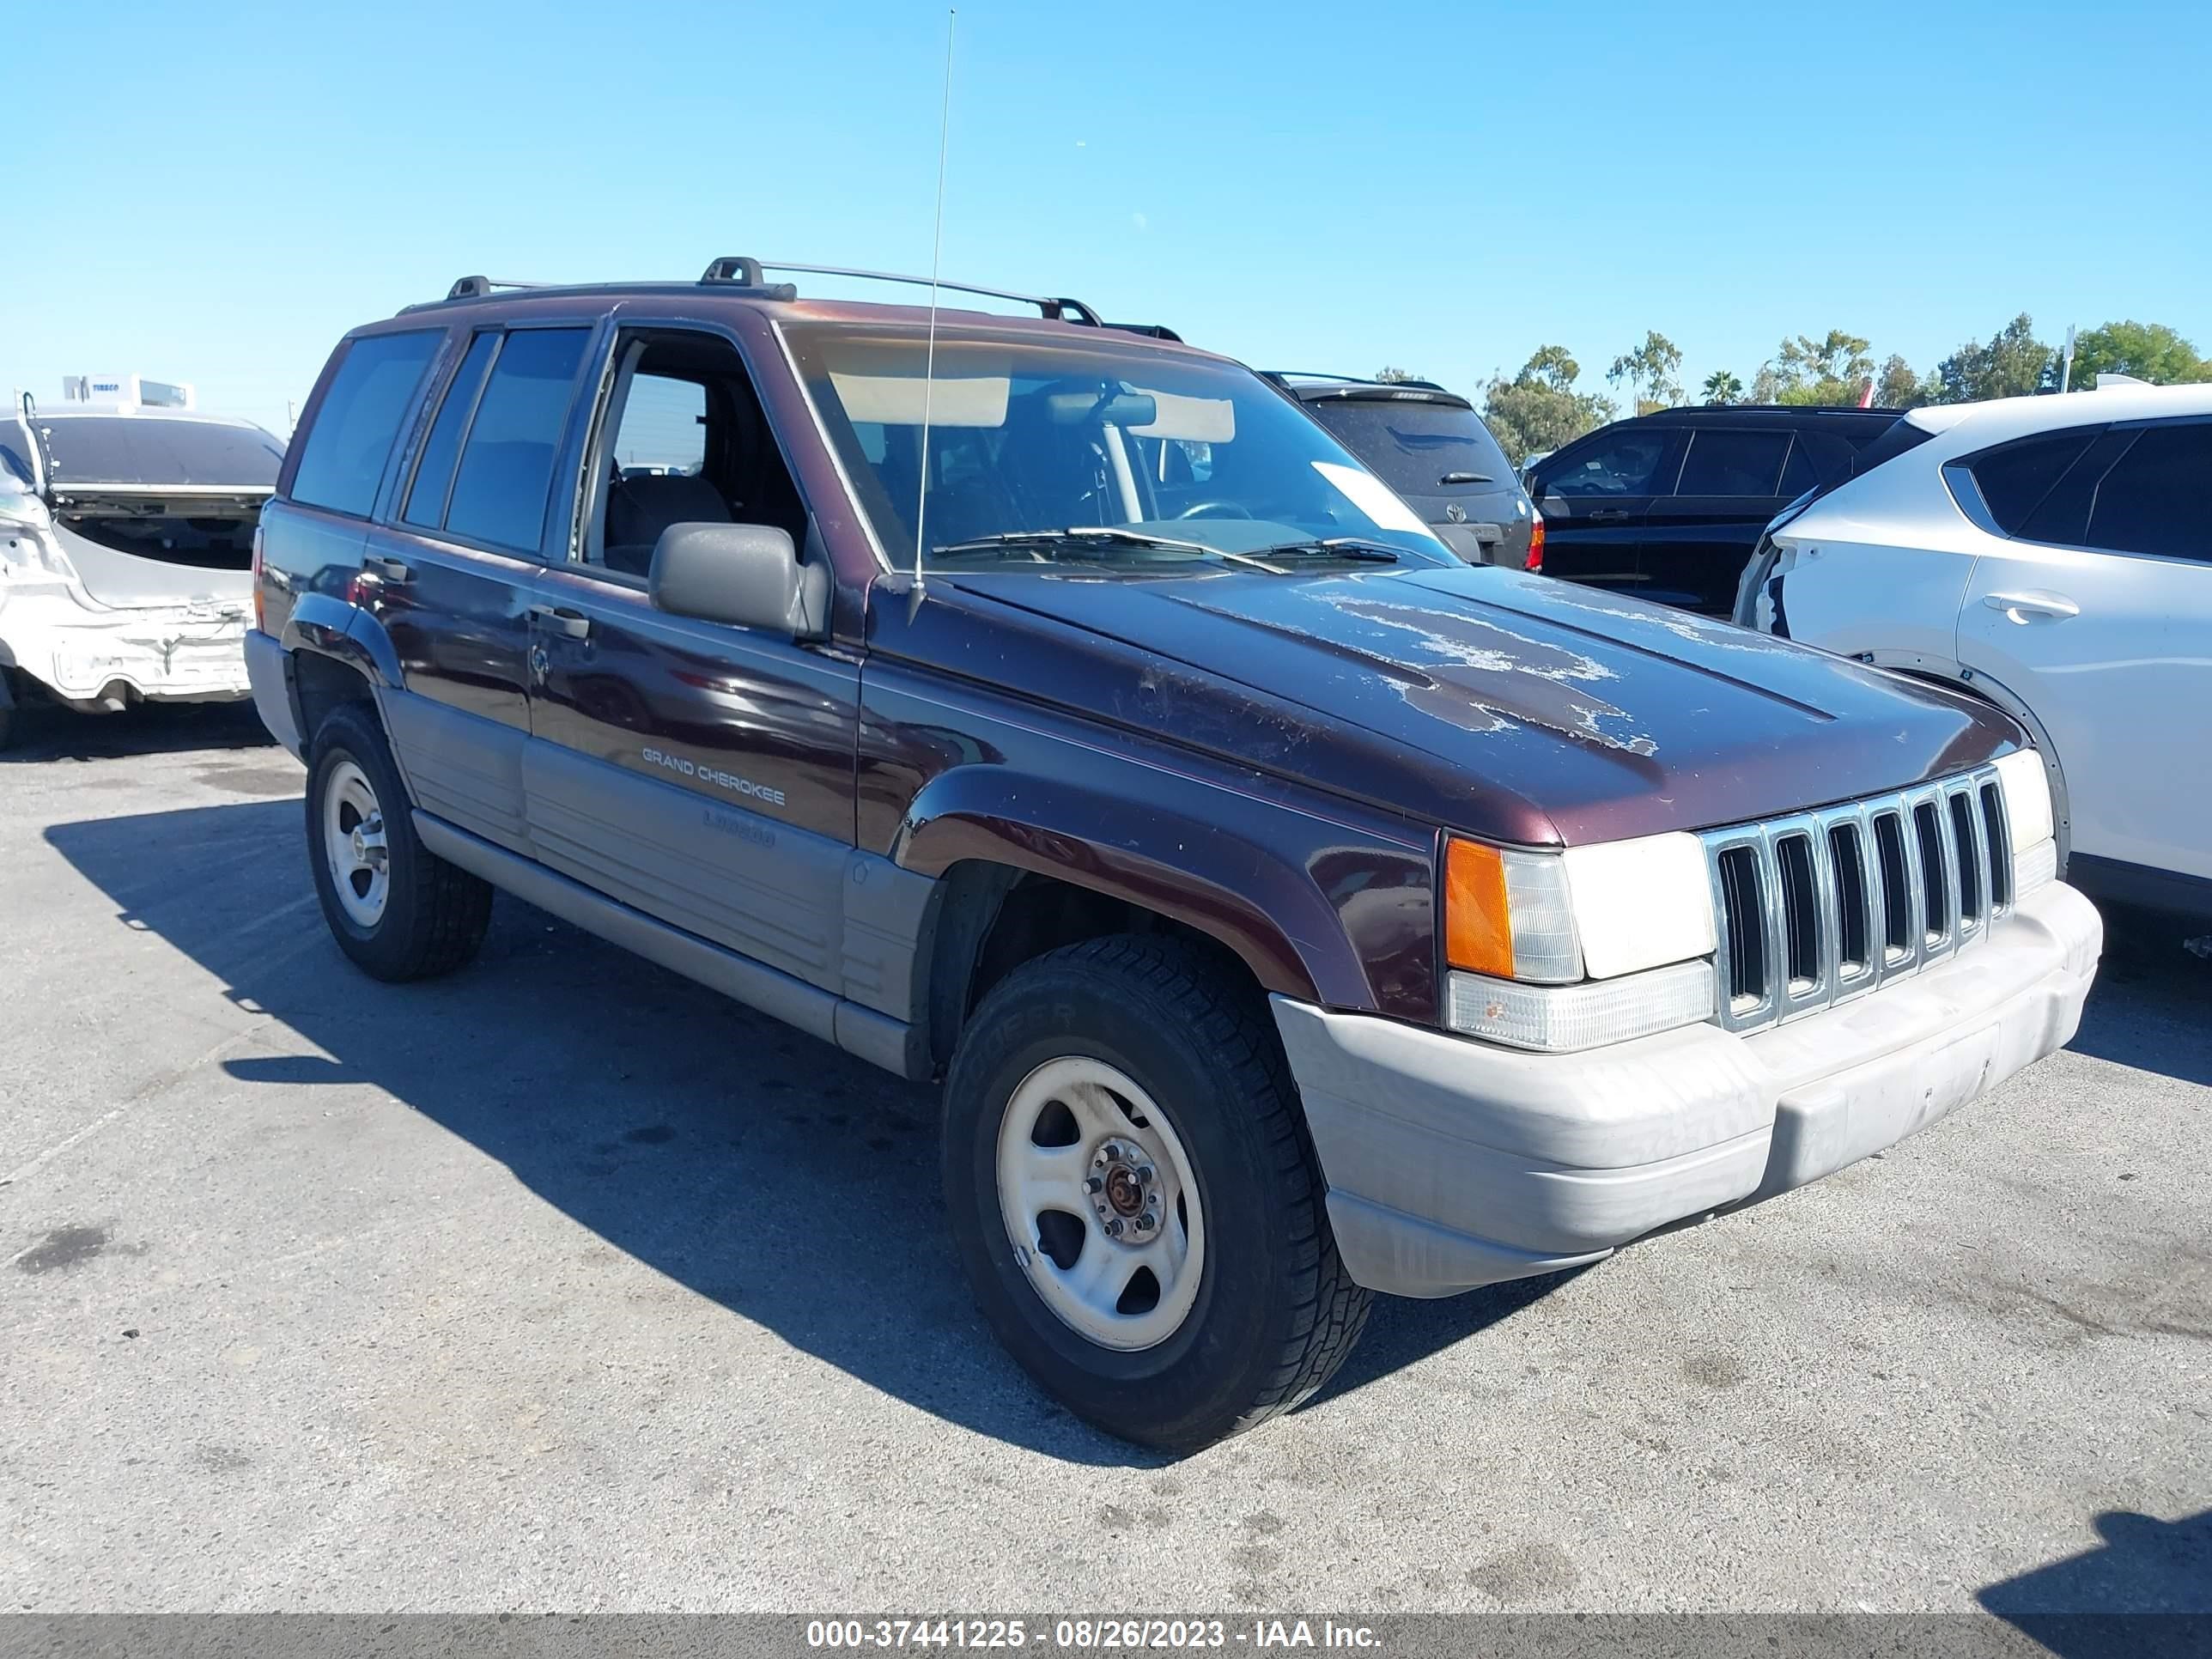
1442 833 1719 1053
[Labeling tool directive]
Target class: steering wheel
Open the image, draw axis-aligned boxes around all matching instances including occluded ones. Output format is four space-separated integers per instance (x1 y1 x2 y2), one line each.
1174 501 1255 521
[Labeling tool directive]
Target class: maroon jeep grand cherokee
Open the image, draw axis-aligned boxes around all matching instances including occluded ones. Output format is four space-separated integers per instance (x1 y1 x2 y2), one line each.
246 259 2100 1450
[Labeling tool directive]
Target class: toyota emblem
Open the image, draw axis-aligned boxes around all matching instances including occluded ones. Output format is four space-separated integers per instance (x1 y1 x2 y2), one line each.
1443 503 1467 524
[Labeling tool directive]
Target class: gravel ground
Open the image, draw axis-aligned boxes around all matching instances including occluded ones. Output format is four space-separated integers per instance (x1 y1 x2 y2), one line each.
1 704 2204 1614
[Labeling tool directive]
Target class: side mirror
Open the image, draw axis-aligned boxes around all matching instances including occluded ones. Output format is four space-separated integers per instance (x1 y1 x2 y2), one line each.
648 522 827 638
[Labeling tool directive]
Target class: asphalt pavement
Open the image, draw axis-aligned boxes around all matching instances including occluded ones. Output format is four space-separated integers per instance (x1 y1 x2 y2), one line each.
1 704 2205 1614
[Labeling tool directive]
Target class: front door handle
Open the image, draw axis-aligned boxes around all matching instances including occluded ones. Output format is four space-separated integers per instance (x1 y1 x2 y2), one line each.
362 555 414 585
1983 589 2079 623
528 603 592 641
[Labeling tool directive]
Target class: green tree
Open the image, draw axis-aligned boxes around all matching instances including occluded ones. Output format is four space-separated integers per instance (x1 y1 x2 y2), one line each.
1759 330 1877 404
1481 347 1618 466
2067 320 2211 388
1875 354 1934 408
1701 369 1742 404
1608 331 1685 415
1372 366 1424 385
1931 313 2052 403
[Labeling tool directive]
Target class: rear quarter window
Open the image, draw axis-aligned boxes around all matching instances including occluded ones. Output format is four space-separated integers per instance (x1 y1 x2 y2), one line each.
1962 428 2102 536
289 331 444 518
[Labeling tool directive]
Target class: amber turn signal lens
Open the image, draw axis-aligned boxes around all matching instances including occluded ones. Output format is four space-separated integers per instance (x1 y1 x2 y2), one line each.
1444 839 1515 977
1524 514 1545 573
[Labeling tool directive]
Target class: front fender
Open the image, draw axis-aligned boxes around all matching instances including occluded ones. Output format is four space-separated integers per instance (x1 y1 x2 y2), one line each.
892 763 1435 1019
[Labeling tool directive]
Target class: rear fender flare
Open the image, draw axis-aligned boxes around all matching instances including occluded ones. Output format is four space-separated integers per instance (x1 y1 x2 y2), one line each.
893 767 1373 1011
282 591 401 690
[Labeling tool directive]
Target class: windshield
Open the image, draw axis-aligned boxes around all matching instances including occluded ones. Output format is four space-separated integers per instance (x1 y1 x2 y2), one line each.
1303 397 1515 497
33 416 284 489
782 325 1451 571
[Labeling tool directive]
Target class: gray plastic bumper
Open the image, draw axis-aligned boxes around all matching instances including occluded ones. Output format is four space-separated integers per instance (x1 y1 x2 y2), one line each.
1273 882 2102 1298
243 628 301 757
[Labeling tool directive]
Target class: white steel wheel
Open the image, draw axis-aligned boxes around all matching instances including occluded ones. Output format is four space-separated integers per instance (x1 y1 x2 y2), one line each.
320 758 391 929
995 1054 1206 1352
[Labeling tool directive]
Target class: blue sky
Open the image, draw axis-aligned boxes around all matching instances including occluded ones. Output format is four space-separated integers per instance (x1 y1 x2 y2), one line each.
9 0 2209 436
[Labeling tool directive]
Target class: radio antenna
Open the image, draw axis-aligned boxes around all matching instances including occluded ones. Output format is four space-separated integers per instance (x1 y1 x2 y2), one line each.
911 7 957 602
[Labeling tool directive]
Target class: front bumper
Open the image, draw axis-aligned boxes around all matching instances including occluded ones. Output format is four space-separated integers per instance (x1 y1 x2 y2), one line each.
1273 882 2101 1298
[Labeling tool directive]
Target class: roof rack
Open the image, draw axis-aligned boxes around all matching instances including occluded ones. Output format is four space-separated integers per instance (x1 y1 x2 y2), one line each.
735 259 1103 325
443 276 553 301
1262 370 1449 392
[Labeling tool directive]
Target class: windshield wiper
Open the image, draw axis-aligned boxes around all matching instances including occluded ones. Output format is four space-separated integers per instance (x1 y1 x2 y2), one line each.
1439 471 1494 485
1243 537 1402 563
930 526 1280 570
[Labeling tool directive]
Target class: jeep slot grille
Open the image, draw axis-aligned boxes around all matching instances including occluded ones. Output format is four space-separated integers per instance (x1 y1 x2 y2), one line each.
1700 763 2010 1034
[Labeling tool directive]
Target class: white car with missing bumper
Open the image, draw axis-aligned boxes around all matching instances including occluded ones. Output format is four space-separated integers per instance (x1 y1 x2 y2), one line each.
0 399 279 748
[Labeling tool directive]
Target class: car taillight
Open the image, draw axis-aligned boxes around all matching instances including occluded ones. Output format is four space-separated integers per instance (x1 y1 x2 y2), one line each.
1524 513 1545 573
251 524 265 631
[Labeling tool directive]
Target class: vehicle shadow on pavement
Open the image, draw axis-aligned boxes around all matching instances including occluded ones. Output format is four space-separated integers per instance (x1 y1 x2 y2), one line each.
1979 1508 2210 1651
41 799 1534 1466
2 702 275 763
2064 911 2211 1088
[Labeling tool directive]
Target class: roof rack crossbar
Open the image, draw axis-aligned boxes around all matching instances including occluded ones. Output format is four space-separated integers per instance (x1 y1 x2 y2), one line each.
746 260 1102 326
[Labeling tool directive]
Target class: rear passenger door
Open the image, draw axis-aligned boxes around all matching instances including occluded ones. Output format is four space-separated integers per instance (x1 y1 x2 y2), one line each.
363 321 599 855
1956 416 2212 883
1640 426 1805 614
1531 426 1681 593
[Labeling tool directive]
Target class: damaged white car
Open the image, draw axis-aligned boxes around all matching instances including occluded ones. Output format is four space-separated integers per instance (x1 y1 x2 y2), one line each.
0 398 280 747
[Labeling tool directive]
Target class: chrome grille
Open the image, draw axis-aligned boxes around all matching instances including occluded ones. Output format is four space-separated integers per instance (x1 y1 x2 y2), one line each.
1702 765 2008 1033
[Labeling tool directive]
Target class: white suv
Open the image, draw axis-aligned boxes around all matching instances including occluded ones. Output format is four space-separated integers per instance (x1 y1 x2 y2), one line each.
1735 384 2211 922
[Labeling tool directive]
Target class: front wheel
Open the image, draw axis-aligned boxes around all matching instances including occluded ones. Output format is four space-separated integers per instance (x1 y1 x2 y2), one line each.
942 936 1370 1451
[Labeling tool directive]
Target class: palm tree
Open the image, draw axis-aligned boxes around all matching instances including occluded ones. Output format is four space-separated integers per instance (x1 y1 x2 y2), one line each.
1702 369 1743 405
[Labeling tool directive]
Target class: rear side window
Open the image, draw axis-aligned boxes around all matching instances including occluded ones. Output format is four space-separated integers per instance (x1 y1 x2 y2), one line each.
1965 428 2101 536
404 331 500 528
289 331 442 517
2084 423 2212 562
442 328 592 554
1304 398 1514 496
1675 428 1791 495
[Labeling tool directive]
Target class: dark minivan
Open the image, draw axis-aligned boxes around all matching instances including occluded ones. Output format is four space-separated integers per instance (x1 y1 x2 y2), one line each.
1265 374 1537 569
1527 404 1901 615
244 260 2095 1451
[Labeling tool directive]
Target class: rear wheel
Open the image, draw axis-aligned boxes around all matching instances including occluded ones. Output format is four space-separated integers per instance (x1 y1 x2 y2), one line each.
943 936 1370 1452
305 703 491 981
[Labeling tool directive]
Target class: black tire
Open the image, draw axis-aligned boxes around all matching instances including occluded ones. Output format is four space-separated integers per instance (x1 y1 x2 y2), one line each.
305 702 491 981
942 935 1371 1452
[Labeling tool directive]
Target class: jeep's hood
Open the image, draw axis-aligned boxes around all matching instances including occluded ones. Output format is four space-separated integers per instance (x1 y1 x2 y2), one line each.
882 562 2018 847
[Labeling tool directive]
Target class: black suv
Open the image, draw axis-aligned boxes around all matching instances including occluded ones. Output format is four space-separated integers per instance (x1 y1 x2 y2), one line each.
1264 374 1535 568
1526 404 1902 615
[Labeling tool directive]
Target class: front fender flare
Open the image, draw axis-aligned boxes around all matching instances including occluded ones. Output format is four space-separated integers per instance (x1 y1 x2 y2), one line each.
893 766 1385 1011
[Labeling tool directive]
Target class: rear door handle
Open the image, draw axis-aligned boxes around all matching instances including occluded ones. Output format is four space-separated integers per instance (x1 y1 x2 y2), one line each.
1983 590 2079 623
528 603 592 641
362 555 414 585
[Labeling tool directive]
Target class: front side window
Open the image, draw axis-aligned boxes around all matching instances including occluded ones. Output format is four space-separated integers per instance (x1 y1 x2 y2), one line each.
289 331 441 516
442 328 592 554
614 374 708 476
1675 428 1791 495
2084 422 2212 562
783 325 1452 570
1546 431 1670 496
